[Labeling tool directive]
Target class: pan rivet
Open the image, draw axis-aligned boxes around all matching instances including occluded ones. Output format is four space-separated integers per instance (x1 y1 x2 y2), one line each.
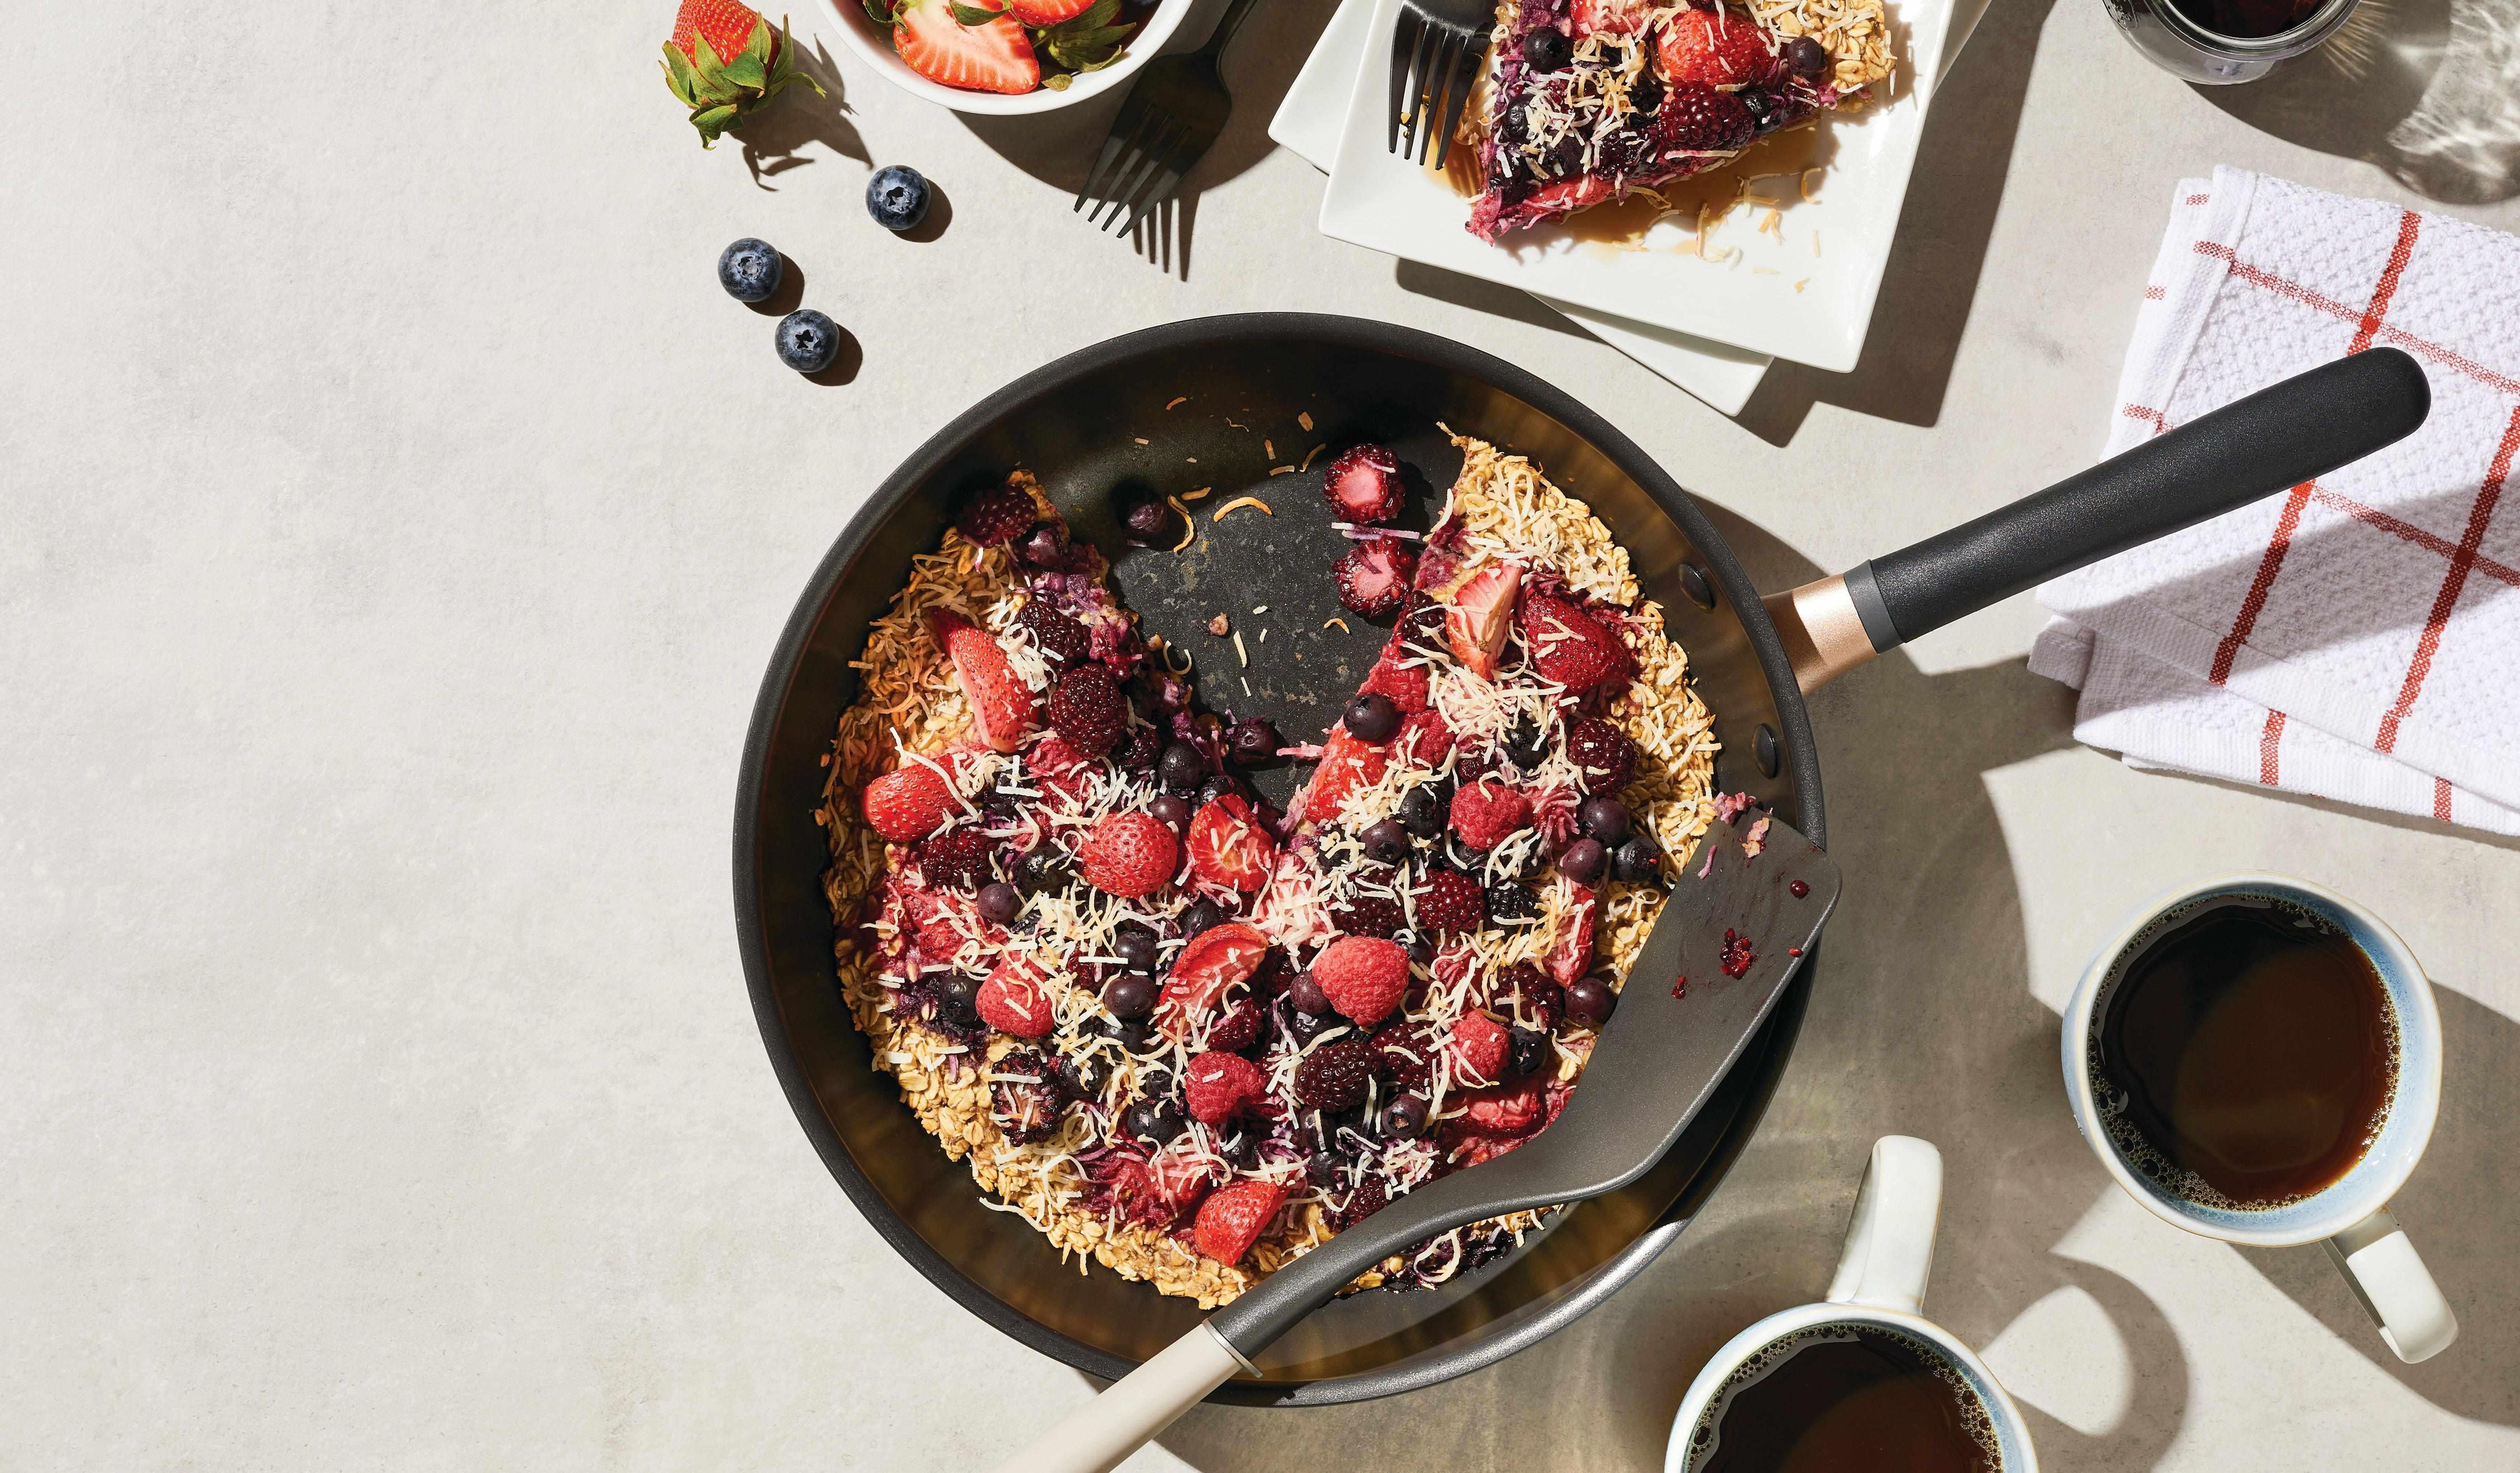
1678 563 1716 611
1755 723 1780 778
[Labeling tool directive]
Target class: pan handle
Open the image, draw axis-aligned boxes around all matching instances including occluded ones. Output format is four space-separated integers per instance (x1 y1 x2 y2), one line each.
1763 348 2431 692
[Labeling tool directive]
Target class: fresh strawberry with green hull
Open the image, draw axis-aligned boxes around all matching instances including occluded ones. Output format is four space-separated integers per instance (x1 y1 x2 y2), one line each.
660 0 823 148
888 0 1041 94
927 608 1038 752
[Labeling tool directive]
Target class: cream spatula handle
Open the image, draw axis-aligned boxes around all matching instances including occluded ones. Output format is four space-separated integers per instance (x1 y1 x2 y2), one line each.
995 1323 1246 1473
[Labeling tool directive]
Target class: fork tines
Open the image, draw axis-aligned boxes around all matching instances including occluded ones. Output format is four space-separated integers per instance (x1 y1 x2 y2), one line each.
1076 96 1188 235
1388 4 1485 170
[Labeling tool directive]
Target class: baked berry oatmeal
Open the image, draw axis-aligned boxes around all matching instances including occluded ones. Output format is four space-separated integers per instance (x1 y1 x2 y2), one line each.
817 443 1719 1307
1467 0 1897 240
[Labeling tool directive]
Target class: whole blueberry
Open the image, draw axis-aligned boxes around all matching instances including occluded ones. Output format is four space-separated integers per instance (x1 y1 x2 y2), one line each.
1558 837 1609 887
1786 35 1829 77
1103 973 1158 1020
1015 846 1069 893
716 238 782 302
1285 1008 1334 1046
1503 713 1550 769
1159 741 1206 794
1093 1013 1153 1053
1520 26 1572 71
1113 925 1160 974
1565 973 1618 1029
1180 897 1228 940
1228 717 1281 765
1305 1150 1344 1185
1404 932 1435 965
1506 1025 1551 1079
866 164 932 231
1578 795 1632 847
1123 1097 1187 1146
775 309 841 373
1614 833 1665 884
1288 970 1331 1016
1344 693 1401 743
1219 1132 1262 1170
1054 1051 1110 1100
1197 773 1246 809
1116 488 1172 541
935 973 981 1022
976 881 1023 925
1151 793 1193 832
1362 818 1411 864
1399 785 1446 838
1379 1095 1430 1139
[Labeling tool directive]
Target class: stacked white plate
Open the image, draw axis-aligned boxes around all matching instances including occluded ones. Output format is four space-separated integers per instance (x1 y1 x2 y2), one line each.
1269 0 1990 412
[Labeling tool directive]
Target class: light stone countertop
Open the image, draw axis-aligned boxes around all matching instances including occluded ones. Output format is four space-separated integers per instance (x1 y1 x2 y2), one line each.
7 0 2517 1467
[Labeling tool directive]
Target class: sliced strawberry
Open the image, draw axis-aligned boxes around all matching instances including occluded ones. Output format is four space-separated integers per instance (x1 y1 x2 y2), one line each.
1148 1147 1223 1222
860 760 960 842
1192 1179 1286 1265
927 608 1038 751
1157 921 1269 1035
1519 591 1629 692
1572 0 1654 35
1443 563 1521 680
1544 884 1597 987
976 953 1057 1037
1461 1078 1548 1135
1005 0 1095 22
1655 7 1781 88
1298 725 1390 828
1187 792 1277 893
893 0 1040 95
1520 176 1614 219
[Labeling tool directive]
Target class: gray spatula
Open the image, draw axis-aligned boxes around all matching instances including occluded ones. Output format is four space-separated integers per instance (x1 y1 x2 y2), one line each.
998 813 1842 1473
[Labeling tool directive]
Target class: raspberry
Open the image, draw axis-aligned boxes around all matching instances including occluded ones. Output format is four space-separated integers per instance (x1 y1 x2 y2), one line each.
1079 811 1179 899
1395 709 1455 765
1461 1079 1547 1136
1518 592 1628 693
1017 598 1091 669
1369 1022 1434 1092
1183 1051 1267 1125
1447 1012 1512 1085
1414 870 1485 933
1192 1179 1286 1265
1566 718 1638 792
1313 936 1410 1026
916 827 996 890
1333 540 1418 616
956 482 1041 544
1654 82 1756 154
1322 443 1405 523
1331 895 1405 939
1292 1038 1375 1111
1047 664 1127 758
1360 649 1430 712
990 1048 1066 1143
1450 780 1534 852
976 955 1057 1037
1330 1175 1388 1230
860 761 961 843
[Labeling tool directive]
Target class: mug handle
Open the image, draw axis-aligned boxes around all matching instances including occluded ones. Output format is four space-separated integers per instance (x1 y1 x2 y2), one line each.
1825 1136 1945 1315
2325 1207 2459 1363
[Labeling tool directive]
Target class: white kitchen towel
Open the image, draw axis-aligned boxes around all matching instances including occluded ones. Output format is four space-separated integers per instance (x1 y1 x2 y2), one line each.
2029 167 2520 836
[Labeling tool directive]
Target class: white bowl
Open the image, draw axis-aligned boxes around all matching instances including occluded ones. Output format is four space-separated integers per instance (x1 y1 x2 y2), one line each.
811 0 1196 114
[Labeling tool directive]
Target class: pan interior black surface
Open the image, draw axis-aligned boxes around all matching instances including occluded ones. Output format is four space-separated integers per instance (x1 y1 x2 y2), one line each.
735 315 1825 1404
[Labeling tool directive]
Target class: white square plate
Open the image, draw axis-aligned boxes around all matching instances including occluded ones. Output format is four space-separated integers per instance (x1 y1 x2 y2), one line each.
1319 0 1954 373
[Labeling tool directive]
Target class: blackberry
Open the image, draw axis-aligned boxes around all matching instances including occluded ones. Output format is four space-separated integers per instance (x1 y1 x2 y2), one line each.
990 1049 1066 1144
1331 1176 1389 1231
1484 880 1538 923
956 484 1040 545
1567 718 1638 792
1119 723 1164 772
1332 896 1406 939
1018 599 1092 669
1205 998 1265 1054
1049 665 1127 758
1654 83 1755 154
1414 870 1485 933
917 828 995 890
1490 962 1564 1031
1369 1023 1433 1092
1292 1038 1375 1112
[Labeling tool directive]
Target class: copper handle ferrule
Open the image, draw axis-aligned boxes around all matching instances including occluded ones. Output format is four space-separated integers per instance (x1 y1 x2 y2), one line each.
1763 575 1880 694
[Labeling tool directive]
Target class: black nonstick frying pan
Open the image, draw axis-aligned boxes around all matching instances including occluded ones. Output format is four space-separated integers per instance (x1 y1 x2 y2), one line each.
732 314 2427 1406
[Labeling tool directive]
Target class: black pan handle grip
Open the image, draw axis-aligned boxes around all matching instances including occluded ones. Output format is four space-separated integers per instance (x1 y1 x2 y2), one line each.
1841 348 2430 652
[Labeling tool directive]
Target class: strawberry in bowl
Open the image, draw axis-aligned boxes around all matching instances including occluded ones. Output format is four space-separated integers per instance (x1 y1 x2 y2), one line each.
819 0 1190 112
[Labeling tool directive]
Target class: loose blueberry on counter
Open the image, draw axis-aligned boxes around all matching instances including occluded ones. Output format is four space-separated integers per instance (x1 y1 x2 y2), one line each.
1158 741 1206 794
976 881 1023 925
1578 795 1631 846
716 238 781 302
1123 1098 1187 1146
865 164 932 231
1115 487 1174 543
1015 846 1069 893
1180 897 1228 940
1613 833 1664 884
1113 924 1160 974
1521 26 1572 71
1558 837 1609 887
1506 1026 1550 1080
1227 716 1280 765
1288 970 1331 1017
1362 817 1411 864
1565 973 1618 1029
1344 692 1401 743
1399 785 1447 838
1379 1095 1430 1139
1785 35 1829 77
1103 973 1158 1020
775 309 840 373
1150 793 1193 832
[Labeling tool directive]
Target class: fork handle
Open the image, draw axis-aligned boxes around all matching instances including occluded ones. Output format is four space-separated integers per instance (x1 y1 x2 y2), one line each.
1194 0 1268 58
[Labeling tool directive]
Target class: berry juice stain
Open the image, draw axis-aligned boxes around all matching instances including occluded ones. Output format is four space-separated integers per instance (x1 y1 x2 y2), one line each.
1720 929 1757 978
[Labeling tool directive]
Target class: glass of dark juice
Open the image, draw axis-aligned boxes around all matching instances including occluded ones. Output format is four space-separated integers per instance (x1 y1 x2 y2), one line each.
2102 0 2367 83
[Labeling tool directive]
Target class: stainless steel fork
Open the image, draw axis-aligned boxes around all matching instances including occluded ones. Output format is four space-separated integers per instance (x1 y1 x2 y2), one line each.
1388 0 1492 168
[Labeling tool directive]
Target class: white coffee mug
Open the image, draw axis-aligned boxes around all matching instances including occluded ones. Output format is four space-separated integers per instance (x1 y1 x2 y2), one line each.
1663 1137 2039 1473
2060 873 2457 1363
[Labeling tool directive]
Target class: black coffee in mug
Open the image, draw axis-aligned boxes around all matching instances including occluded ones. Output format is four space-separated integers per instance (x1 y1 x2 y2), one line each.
2092 894 2397 1209
1684 1324 2000 1473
